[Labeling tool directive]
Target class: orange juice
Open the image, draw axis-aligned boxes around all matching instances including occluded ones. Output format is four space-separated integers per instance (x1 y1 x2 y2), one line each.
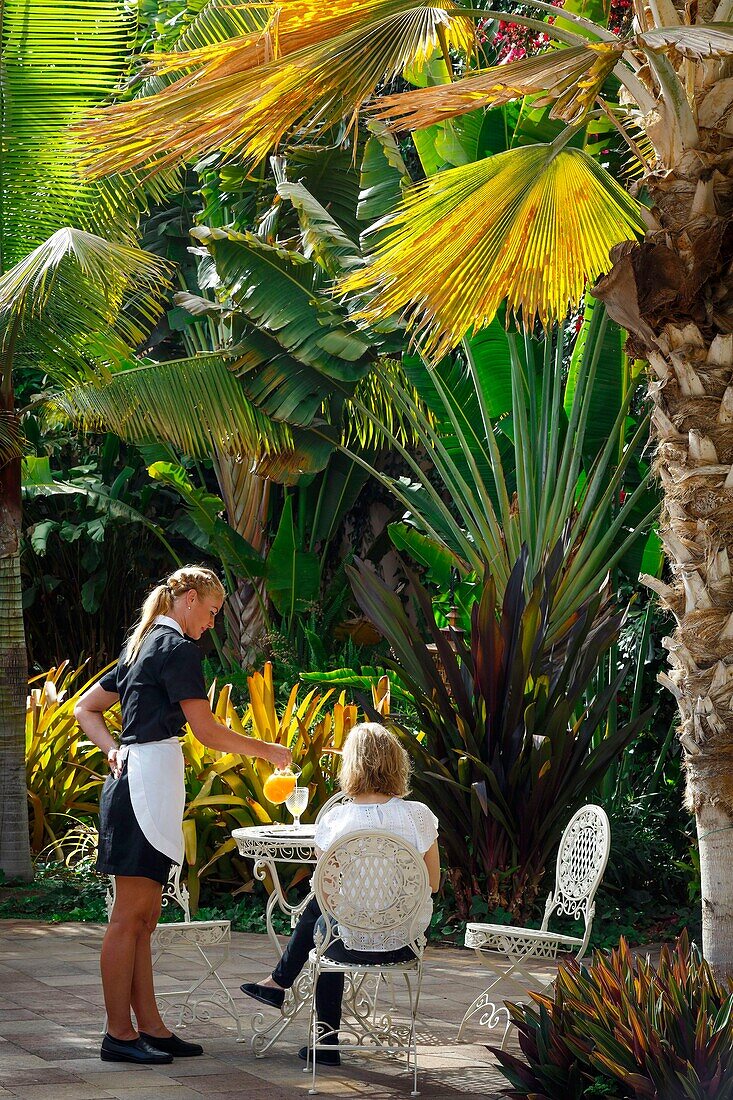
263 773 297 805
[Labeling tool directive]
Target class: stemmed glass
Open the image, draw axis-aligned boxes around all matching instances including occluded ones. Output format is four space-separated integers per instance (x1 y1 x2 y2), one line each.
285 785 309 828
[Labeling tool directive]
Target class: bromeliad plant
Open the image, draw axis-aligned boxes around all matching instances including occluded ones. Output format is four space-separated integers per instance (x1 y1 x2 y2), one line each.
25 662 112 857
179 663 357 908
349 544 650 920
495 931 733 1100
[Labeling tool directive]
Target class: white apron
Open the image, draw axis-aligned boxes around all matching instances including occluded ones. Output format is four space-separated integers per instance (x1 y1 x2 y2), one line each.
118 740 185 865
116 614 188 865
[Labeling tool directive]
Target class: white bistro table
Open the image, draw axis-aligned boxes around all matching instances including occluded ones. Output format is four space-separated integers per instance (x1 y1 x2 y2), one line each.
232 823 318 1054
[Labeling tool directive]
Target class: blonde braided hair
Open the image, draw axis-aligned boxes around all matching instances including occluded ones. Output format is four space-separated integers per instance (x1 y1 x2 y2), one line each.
125 566 225 662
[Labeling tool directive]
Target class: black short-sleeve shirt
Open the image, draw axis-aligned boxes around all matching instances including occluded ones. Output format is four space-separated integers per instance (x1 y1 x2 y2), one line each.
99 624 208 745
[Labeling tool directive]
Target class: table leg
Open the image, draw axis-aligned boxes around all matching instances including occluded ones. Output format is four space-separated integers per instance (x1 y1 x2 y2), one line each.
249 857 315 1055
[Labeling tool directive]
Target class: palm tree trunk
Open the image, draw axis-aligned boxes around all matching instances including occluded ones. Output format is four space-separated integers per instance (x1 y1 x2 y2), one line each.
595 142 733 975
213 454 270 666
0 416 31 879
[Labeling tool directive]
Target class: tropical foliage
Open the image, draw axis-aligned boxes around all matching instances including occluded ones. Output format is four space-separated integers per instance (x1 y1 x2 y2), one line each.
353 301 660 642
349 544 650 919
495 932 733 1099
21 443 181 670
0 0 175 881
74 0 703 344
71 0 733 973
7 0 727 987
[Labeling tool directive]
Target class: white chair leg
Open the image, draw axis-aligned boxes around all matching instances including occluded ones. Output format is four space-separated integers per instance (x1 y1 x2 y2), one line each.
403 968 422 1096
308 965 319 1095
458 984 510 1041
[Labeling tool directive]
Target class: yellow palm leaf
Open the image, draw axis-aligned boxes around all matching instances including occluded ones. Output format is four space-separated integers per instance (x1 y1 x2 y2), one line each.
372 41 624 129
148 0 396 76
342 145 647 356
79 1 475 175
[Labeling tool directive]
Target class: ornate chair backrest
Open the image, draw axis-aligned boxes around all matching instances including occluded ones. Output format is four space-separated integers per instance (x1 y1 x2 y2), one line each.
312 829 430 954
314 791 352 823
106 860 190 922
541 804 611 955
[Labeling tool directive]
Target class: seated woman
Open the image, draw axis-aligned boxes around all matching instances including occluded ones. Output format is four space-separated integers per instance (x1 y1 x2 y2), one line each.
240 721 441 1066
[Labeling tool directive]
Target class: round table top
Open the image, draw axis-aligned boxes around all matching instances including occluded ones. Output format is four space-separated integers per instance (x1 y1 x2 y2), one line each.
232 823 318 863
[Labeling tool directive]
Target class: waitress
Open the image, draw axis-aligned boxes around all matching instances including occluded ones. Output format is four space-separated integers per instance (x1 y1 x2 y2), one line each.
75 565 291 1065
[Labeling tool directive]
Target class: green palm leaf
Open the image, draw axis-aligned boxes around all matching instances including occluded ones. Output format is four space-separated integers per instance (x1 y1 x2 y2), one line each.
343 145 647 354
54 342 419 481
0 228 171 376
0 0 170 264
53 351 300 461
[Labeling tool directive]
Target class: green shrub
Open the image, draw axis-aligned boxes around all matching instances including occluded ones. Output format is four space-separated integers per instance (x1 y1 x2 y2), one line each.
495 931 733 1099
26 663 110 855
350 545 649 921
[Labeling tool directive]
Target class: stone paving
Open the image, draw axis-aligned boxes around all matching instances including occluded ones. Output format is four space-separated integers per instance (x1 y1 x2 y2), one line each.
0 920 557 1100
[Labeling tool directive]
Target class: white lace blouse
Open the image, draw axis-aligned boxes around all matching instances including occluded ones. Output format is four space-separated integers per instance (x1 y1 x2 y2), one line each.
313 797 439 951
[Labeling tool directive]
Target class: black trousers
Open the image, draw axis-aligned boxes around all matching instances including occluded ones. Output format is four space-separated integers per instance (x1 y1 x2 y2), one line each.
271 896 414 1034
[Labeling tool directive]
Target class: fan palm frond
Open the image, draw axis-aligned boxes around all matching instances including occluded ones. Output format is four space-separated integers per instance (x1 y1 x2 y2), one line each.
342 145 647 356
146 0 399 76
78 1 476 175
133 0 271 100
371 42 625 129
0 229 171 374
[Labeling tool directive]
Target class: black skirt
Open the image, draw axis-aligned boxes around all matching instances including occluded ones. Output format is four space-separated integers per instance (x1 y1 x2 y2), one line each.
96 760 173 886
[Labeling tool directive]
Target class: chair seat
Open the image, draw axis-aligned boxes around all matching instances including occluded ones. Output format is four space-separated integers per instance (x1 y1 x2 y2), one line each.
308 947 420 972
465 922 583 958
152 919 231 950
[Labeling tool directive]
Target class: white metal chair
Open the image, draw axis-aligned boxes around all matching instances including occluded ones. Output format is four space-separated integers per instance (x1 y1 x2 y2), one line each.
314 790 352 822
458 804 611 1046
305 829 431 1096
106 859 242 1038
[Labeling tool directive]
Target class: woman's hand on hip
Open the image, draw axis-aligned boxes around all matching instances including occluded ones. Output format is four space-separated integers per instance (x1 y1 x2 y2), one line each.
107 746 123 779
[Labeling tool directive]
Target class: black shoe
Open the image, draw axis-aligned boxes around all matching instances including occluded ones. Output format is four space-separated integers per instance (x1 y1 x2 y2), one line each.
100 1033 174 1064
139 1031 203 1057
298 1044 341 1067
240 981 285 1010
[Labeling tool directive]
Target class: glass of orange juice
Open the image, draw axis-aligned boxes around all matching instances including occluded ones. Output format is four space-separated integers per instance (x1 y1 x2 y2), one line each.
263 764 301 807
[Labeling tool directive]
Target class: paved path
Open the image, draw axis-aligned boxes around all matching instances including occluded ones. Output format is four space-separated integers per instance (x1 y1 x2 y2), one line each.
0 920 554 1100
